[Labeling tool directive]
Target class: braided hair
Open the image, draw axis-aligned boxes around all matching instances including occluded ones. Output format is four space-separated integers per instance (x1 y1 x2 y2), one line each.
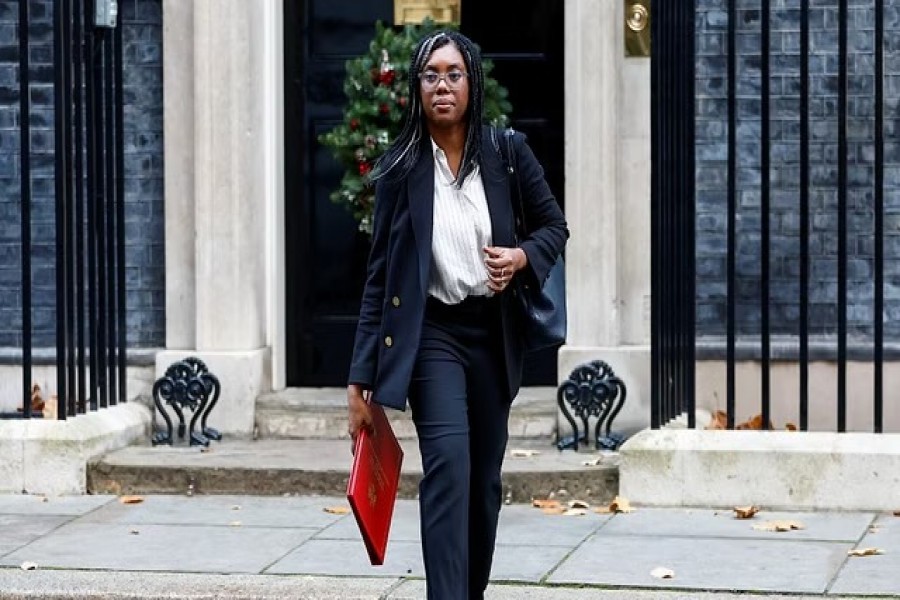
373 30 485 188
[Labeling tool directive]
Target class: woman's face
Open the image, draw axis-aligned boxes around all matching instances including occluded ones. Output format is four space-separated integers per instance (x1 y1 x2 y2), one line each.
419 43 470 129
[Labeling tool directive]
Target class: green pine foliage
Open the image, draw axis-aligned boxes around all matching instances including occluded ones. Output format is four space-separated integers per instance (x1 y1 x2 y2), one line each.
318 20 512 234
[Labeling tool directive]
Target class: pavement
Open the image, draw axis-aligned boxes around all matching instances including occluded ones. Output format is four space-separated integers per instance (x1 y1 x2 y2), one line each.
1 492 899 598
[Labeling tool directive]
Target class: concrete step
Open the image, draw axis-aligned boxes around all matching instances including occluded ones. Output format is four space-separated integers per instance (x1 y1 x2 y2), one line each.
254 386 559 440
87 438 619 505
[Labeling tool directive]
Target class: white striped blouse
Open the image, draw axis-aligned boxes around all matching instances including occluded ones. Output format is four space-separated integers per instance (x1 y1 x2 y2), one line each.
427 139 494 304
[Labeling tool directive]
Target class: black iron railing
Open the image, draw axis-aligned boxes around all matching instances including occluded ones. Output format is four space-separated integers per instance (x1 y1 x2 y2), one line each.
652 0 891 433
11 0 126 420
650 0 695 429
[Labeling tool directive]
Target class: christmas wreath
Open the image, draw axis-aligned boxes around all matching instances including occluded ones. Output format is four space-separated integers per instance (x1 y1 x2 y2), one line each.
318 20 513 234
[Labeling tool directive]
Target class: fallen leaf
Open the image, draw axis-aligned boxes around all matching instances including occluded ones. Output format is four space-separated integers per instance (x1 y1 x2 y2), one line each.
569 500 590 509
129 529 140 535
532 499 561 510
706 410 727 430
752 520 805 532
610 495 634 513
323 506 350 515
562 508 587 517
581 457 603 467
19 562 37 571
785 423 798 431
733 505 760 519
229 521 242 527
231 505 242 511
594 506 612 514
510 448 540 458
200 447 212 453
893 510 900 517
848 547 884 557
650 567 675 579
735 414 773 430
119 495 144 505
541 506 567 515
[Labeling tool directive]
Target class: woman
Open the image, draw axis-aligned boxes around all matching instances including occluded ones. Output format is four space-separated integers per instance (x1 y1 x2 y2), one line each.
346 30 568 600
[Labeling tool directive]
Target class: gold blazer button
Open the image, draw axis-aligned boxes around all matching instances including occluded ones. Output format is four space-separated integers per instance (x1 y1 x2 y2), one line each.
384 336 393 348
392 296 401 307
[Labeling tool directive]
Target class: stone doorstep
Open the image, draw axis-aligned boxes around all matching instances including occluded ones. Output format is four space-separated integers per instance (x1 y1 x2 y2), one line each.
255 386 559 440
620 428 900 511
87 438 619 505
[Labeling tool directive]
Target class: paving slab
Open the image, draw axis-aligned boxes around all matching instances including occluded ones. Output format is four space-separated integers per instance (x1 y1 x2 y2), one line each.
265 538 424 578
548 534 851 593
314 499 421 542
0 494 113 516
390 580 872 600
829 512 900 595
0 569 402 599
493 503 610 546
0 515 73 560
489 543 573 582
599 508 876 542
0 522 316 574
74 494 347 529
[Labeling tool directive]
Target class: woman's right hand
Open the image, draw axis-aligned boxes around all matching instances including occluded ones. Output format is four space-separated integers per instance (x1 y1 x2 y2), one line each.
347 384 374 454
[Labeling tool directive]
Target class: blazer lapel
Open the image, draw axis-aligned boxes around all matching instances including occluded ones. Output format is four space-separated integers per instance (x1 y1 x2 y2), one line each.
481 133 515 248
408 147 434 297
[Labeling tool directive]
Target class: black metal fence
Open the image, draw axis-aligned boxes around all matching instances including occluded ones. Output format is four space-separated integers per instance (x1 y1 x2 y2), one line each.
651 0 892 432
11 0 126 419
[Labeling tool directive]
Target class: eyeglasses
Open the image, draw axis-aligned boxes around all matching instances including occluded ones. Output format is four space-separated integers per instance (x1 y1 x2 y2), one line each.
419 69 468 90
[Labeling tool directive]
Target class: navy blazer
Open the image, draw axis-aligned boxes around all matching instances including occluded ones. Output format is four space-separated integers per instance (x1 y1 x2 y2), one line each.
347 128 569 411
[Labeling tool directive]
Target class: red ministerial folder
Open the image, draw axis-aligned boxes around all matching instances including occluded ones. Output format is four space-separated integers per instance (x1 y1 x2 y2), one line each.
346 396 404 566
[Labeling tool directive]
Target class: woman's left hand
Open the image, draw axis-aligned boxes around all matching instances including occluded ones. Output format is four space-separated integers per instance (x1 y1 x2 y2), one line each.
484 246 528 293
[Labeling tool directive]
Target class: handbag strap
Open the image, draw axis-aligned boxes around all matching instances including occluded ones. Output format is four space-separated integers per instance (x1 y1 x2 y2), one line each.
491 127 527 241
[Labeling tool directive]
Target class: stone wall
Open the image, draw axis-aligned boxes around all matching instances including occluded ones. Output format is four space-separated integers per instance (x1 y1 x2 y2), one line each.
0 0 164 350
695 0 900 341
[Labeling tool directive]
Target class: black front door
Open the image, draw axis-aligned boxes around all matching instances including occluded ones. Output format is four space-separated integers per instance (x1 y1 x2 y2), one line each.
285 1 565 386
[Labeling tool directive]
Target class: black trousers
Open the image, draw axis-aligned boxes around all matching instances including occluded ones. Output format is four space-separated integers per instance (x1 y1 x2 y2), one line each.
408 296 511 600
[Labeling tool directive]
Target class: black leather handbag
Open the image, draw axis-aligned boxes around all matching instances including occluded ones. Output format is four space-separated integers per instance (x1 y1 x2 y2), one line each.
495 128 567 351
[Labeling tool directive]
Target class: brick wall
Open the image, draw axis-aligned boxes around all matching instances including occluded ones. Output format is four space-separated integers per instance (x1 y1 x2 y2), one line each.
0 0 164 349
695 0 900 340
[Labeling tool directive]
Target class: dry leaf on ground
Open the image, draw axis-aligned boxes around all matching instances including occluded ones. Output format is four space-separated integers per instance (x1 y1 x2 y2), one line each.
510 448 540 458
785 423 798 431
119 495 144 505
736 414 774 430
542 506 567 516
19 562 37 571
893 510 900 517
532 499 561 510
610 496 634 513
129 529 140 535
752 520 805 532
650 567 675 579
706 410 727 430
323 506 350 515
733 505 760 519
231 505 242 511
848 547 884 557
